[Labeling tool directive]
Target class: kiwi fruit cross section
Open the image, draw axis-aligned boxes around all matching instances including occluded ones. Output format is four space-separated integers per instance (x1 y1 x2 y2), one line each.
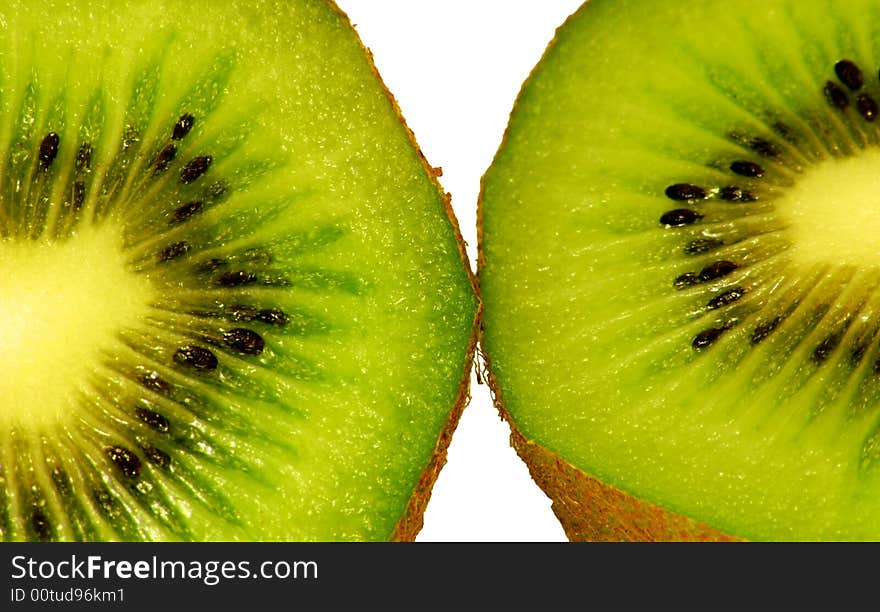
479 0 880 540
0 0 477 541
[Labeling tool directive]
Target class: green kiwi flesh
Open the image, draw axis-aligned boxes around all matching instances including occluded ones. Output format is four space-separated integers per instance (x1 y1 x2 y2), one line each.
479 0 880 540
0 0 478 541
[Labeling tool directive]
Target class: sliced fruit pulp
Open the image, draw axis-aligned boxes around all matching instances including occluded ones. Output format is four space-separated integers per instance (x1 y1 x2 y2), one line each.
0 0 477 541
480 0 880 540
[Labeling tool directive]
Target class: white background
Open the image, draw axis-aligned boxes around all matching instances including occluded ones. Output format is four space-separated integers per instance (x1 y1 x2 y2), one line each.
335 1 584 541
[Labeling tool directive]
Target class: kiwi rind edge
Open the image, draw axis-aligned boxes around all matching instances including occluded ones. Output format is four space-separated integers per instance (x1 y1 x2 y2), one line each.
391 328 478 541
327 1 482 541
478 351 735 542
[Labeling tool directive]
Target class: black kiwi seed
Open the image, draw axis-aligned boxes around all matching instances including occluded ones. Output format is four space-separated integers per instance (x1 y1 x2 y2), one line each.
851 342 869 366
872 356 880 375
223 328 265 355
172 113 196 140
719 186 757 202
135 406 171 434
51 467 72 496
144 447 171 470
665 183 708 201
159 241 190 262
812 333 842 364
38 132 60 170
173 346 219 372
140 371 172 395
835 59 864 90
72 181 86 210
106 446 142 478
684 238 724 255
773 121 798 144
751 318 781 345
153 143 177 175
180 155 212 184
824 80 850 110
170 200 204 225
660 208 702 227
699 260 739 282
857 94 878 121
674 272 699 290
747 137 781 158
729 160 764 178
75 142 92 171
30 508 52 541
256 309 289 326
217 270 258 287
707 287 745 310
692 327 727 350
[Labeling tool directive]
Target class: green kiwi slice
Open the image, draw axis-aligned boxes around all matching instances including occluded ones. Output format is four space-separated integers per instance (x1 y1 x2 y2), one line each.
479 0 880 540
0 0 478 541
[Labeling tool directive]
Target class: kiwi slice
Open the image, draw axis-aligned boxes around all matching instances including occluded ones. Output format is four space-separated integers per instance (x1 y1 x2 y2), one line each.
0 0 478 541
478 0 880 540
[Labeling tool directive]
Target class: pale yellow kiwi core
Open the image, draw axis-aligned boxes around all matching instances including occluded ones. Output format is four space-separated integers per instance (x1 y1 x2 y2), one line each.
0 227 154 428
780 149 880 268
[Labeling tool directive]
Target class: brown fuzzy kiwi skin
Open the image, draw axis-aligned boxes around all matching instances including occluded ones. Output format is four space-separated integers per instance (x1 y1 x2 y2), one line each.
474 6 737 542
478 352 736 542
390 329 479 541
324 2 482 541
